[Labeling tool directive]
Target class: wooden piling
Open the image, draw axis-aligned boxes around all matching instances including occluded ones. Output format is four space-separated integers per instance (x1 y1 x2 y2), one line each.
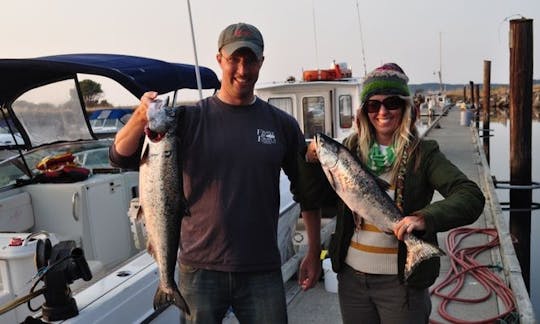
469 81 476 128
474 84 480 129
509 18 533 292
483 60 491 164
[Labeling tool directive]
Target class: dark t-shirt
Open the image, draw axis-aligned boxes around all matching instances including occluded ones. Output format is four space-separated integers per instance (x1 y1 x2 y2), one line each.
110 95 305 271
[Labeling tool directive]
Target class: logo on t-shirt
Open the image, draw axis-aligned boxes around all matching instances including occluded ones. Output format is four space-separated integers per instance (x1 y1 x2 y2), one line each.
257 129 276 144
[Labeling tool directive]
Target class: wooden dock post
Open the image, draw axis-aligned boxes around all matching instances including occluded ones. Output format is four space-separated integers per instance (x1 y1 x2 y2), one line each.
474 84 480 129
509 18 533 292
469 81 476 128
483 60 491 164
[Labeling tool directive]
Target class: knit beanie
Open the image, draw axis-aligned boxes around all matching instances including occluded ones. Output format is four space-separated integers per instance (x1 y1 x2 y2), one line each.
360 63 410 102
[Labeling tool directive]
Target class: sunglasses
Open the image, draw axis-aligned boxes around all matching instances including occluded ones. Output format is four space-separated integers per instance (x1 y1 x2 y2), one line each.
363 96 406 113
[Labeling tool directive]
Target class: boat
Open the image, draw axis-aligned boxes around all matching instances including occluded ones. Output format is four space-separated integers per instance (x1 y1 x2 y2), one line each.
0 53 225 323
255 62 361 141
88 108 134 138
419 91 452 117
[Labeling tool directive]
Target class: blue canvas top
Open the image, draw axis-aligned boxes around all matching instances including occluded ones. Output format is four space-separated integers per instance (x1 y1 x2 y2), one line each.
0 54 221 149
0 53 221 105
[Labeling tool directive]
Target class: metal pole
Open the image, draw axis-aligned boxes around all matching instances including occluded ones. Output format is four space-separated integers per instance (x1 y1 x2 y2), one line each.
355 0 368 77
482 60 491 164
311 0 320 75
186 0 203 100
509 18 533 292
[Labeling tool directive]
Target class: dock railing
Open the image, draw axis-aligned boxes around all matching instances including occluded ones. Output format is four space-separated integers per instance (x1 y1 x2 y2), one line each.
471 126 536 323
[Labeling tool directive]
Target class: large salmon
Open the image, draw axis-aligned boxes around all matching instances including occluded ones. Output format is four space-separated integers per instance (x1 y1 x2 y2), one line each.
314 133 444 279
139 99 189 313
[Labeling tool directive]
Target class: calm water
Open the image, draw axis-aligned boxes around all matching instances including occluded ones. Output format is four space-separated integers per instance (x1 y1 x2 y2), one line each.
481 115 539 317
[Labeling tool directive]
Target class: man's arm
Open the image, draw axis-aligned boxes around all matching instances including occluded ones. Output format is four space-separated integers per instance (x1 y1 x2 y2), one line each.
298 209 321 290
114 91 157 156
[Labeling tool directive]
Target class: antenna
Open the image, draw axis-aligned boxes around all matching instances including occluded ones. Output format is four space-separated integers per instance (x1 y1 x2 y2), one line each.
311 0 320 72
187 0 203 100
356 0 368 77
439 32 443 92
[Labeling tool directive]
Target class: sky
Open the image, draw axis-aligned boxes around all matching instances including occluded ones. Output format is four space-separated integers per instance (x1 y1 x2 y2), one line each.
2 0 539 105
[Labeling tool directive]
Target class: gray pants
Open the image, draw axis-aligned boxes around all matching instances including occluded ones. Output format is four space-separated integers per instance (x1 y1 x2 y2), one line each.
337 264 431 324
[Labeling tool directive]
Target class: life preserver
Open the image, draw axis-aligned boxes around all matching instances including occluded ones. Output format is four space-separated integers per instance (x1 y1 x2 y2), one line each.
36 152 76 171
303 69 339 81
35 152 90 183
302 64 352 81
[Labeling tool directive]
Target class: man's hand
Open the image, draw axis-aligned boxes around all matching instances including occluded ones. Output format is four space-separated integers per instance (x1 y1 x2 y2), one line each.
113 91 158 156
298 251 321 290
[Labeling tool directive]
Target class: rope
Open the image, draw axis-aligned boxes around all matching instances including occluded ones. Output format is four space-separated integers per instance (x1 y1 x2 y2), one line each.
0 288 45 315
429 227 517 324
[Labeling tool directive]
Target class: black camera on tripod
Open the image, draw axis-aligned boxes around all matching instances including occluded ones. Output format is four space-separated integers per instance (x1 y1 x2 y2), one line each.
34 239 92 322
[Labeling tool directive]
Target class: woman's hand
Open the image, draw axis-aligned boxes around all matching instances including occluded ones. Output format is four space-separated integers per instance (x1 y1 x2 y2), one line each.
305 140 319 162
394 214 425 241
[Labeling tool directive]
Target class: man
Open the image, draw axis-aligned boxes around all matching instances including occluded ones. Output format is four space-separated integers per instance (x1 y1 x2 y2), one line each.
110 23 306 323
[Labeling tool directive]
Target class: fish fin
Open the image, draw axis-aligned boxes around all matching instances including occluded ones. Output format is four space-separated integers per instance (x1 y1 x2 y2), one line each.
141 137 150 162
136 205 144 222
146 241 155 257
153 285 190 315
326 171 338 189
403 234 445 280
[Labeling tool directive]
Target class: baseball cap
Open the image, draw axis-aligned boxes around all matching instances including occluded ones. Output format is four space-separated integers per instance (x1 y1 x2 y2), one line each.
218 23 264 59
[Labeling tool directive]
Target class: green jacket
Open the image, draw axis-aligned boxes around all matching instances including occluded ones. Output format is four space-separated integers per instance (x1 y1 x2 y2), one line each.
298 134 485 288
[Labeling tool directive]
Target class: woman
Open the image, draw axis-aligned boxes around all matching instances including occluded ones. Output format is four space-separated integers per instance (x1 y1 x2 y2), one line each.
297 63 485 323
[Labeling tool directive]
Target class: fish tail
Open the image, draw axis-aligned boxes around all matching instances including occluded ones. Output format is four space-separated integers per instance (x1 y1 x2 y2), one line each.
403 235 445 280
153 285 190 315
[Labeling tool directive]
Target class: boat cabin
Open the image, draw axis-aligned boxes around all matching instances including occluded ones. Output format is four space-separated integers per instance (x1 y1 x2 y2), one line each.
256 63 361 140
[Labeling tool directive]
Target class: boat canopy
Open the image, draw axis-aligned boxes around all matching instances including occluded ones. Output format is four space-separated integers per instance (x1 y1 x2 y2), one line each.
0 53 220 105
0 54 220 149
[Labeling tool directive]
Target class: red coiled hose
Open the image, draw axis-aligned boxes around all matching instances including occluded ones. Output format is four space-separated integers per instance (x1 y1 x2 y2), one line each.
429 227 517 323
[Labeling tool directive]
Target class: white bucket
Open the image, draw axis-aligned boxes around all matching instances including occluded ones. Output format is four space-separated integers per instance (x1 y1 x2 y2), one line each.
460 109 473 126
322 258 338 293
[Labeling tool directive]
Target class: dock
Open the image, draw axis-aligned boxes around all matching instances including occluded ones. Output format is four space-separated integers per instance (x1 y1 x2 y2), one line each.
286 106 535 323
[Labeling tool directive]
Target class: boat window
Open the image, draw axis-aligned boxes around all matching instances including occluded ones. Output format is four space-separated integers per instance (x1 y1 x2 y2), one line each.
103 118 118 128
0 112 24 148
268 97 293 115
339 95 353 129
12 79 93 147
0 140 115 189
0 161 29 188
302 96 325 139
90 119 105 127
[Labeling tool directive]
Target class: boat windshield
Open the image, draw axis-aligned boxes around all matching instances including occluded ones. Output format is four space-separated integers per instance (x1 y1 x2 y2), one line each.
0 139 114 190
11 79 93 147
